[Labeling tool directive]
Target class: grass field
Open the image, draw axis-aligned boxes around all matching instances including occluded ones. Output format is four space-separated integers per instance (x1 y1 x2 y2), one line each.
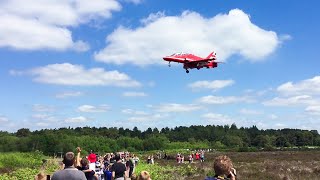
139 150 320 180
1 150 320 180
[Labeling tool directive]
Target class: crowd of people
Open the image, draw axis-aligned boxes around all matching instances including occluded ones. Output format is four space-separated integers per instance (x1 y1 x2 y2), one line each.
175 149 206 164
35 147 238 180
36 147 147 180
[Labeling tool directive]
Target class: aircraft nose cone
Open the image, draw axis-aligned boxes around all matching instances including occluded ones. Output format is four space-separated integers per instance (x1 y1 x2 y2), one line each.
163 57 170 61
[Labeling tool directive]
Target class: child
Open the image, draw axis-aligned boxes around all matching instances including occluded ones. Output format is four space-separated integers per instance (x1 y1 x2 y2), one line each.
139 171 151 180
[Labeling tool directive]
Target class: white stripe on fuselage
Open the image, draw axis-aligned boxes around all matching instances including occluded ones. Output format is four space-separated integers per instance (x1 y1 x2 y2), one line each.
170 57 195 61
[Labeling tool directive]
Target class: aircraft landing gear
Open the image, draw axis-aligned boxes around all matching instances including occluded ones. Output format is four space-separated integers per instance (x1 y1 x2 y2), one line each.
186 70 189 73
168 62 171 67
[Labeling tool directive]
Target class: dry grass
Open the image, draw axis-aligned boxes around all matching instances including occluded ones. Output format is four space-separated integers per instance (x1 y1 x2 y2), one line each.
154 150 320 180
229 151 320 180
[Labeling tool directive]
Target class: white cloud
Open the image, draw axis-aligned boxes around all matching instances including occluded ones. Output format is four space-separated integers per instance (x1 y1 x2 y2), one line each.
31 114 56 121
198 95 254 104
274 123 286 129
73 40 90 52
32 114 49 119
305 105 320 115
78 105 109 113
155 103 202 113
262 76 320 121
30 113 59 128
0 14 78 51
32 104 55 112
269 114 278 119
239 108 263 115
122 108 165 122
243 88 273 97
202 113 234 125
128 113 167 122
95 9 283 66
0 0 121 51
277 76 320 96
122 91 148 97
0 115 9 122
188 80 234 91
263 95 317 106
122 109 148 115
35 122 50 127
12 63 141 87
141 11 165 24
56 91 84 98
65 116 89 123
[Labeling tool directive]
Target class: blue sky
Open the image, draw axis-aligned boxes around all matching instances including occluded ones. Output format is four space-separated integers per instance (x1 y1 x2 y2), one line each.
1 0 320 132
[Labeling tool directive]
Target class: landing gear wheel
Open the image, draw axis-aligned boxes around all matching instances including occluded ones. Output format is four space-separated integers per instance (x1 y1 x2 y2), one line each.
186 70 189 73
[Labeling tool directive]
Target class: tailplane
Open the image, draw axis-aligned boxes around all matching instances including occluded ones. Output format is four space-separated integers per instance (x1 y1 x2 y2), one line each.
205 51 217 60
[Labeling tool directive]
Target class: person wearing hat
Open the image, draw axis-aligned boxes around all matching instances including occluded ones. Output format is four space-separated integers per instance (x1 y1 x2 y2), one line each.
88 150 97 171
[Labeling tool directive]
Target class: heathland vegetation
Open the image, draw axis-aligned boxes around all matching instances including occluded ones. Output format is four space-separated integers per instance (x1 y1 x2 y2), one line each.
1 150 320 179
0 152 59 179
1 125 320 179
0 124 320 180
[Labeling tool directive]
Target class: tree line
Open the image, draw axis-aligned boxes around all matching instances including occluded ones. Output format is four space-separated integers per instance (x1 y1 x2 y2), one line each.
0 124 320 155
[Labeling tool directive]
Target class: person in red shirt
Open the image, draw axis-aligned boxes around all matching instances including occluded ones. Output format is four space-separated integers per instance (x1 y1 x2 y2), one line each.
195 152 200 160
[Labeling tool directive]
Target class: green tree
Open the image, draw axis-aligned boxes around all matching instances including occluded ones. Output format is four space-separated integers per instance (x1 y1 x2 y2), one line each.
211 141 226 149
143 135 169 151
276 136 290 147
223 135 243 148
132 127 141 138
16 128 31 137
253 135 272 148
0 135 19 151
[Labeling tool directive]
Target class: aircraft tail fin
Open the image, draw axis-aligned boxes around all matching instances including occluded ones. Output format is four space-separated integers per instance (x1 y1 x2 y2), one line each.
205 51 217 60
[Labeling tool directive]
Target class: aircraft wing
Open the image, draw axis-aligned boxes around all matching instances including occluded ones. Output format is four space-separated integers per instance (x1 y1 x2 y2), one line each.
163 57 189 63
170 58 188 63
185 58 216 63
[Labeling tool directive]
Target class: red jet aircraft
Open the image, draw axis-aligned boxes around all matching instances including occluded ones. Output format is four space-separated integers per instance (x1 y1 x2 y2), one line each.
163 51 218 73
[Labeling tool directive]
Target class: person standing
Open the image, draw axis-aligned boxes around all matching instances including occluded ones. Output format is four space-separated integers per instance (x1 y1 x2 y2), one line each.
195 152 200 161
88 150 97 171
52 152 86 180
110 154 126 180
77 158 98 180
125 156 134 178
188 154 192 163
200 151 205 162
133 155 139 166
103 165 112 180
